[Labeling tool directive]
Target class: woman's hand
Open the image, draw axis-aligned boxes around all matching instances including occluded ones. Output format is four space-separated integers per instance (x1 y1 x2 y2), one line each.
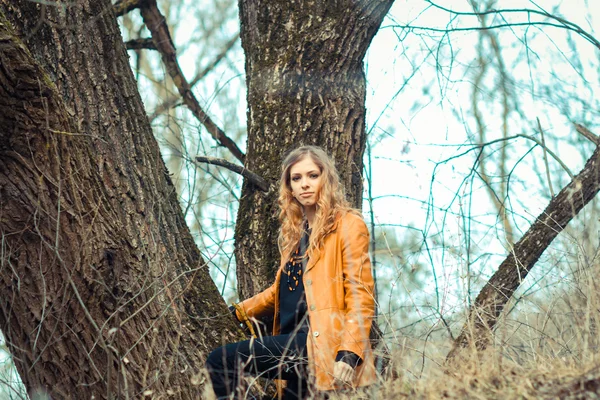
333 361 354 386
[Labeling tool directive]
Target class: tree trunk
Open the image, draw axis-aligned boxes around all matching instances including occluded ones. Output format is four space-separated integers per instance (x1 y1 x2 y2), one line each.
447 139 600 362
235 0 394 299
0 2 239 398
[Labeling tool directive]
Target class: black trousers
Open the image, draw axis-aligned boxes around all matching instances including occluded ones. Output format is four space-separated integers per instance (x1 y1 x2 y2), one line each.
206 332 309 400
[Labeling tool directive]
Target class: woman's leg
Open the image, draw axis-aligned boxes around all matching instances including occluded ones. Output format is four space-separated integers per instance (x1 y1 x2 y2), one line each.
205 332 308 399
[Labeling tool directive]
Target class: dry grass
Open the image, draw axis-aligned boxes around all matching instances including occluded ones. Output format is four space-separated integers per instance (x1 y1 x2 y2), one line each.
326 275 600 400
322 349 600 400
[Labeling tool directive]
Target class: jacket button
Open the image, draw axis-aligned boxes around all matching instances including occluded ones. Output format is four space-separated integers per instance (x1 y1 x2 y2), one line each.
306 279 312 286
310 305 316 311
313 331 319 337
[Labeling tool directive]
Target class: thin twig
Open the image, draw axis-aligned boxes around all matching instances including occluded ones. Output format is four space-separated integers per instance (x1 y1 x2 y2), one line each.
389 22 600 50
195 156 269 192
139 0 246 163
537 117 555 197
365 140 378 316
423 1 600 50
516 134 573 179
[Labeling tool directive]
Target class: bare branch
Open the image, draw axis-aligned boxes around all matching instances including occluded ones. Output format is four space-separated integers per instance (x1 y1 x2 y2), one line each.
125 38 156 50
189 35 239 89
424 1 600 50
391 21 600 51
150 33 239 121
392 1 600 52
194 156 269 192
516 134 573 179
575 123 600 145
113 0 142 17
537 118 555 197
139 0 246 163
439 134 574 179
447 128 600 362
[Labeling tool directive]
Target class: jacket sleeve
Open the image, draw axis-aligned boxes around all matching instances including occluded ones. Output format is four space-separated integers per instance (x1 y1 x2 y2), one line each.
338 214 375 360
235 279 277 323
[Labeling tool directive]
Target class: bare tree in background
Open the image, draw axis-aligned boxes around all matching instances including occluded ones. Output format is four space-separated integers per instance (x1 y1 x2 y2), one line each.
359 0 600 369
390 2 600 362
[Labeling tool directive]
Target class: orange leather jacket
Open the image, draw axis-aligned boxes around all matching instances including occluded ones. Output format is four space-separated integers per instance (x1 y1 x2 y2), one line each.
236 212 377 391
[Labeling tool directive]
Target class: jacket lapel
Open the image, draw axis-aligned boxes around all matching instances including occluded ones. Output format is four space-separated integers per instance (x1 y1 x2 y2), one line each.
304 214 343 274
305 251 320 274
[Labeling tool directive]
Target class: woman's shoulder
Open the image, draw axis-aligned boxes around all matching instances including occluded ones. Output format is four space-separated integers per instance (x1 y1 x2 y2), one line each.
336 209 366 228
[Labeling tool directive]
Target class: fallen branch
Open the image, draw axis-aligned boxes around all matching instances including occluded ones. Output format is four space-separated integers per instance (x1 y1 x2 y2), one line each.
139 0 246 163
446 124 600 362
195 156 269 192
125 38 155 50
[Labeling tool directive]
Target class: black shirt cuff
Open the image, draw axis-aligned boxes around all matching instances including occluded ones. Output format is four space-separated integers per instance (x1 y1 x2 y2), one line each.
228 305 240 323
335 350 363 368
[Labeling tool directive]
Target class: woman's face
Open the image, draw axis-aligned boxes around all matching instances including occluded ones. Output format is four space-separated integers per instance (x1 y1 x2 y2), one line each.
289 156 323 210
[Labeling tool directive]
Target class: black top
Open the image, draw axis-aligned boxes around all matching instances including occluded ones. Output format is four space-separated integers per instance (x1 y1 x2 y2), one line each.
278 226 310 335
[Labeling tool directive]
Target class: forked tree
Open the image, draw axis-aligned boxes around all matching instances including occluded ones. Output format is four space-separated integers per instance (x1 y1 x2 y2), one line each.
0 0 393 397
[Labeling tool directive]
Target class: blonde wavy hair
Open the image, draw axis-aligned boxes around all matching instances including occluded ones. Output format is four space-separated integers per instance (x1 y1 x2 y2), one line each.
278 146 356 260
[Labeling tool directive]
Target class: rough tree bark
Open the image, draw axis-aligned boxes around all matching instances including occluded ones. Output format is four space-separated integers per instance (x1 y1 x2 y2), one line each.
234 0 395 299
0 1 240 398
447 134 600 362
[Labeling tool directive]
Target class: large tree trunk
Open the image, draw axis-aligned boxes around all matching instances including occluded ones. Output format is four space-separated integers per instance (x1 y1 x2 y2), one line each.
0 2 239 398
235 0 394 299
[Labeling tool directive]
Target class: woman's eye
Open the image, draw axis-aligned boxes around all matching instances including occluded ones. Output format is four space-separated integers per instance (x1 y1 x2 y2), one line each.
292 176 300 181
310 174 319 179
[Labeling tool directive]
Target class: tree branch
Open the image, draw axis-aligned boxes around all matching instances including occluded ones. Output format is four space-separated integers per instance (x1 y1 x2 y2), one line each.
113 0 142 17
125 38 156 50
575 123 600 145
446 124 600 362
407 1 600 50
194 156 269 192
537 117 555 197
139 0 246 163
150 33 239 121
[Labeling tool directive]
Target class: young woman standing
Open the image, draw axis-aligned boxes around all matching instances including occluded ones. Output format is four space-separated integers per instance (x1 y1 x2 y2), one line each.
206 146 376 399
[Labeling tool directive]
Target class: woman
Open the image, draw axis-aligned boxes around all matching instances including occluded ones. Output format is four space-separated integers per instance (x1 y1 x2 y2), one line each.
206 146 376 399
